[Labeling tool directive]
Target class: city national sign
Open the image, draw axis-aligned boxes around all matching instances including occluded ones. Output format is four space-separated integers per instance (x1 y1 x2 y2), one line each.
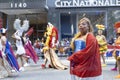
55 0 120 7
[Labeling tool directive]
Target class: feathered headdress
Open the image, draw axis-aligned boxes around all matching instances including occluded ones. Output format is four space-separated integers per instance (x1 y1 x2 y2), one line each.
14 19 29 31
13 18 29 36
13 18 21 30
21 19 29 31
114 21 120 33
96 24 105 30
48 22 53 26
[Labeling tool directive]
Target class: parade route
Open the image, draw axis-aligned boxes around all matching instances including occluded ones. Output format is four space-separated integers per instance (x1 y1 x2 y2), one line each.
1 57 119 80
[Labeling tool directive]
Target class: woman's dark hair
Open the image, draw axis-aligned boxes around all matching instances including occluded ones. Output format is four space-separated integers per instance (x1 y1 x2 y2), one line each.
21 37 25 45
1 33 6 36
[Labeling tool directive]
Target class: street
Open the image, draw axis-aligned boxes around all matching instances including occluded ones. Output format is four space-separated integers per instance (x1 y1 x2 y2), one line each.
1 57 119 80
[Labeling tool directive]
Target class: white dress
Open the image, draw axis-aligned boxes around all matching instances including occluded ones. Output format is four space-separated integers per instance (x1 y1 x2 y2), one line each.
16 40 25 55
14 33 25 55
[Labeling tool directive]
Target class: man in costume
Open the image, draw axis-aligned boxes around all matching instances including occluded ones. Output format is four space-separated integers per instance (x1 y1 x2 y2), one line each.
96 24 108 67
41 22 68 70
68 17 102 80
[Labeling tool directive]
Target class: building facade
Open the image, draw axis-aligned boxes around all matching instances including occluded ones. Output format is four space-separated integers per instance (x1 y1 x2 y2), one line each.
0 0 120 43
0 0 47 43
47 0 120 40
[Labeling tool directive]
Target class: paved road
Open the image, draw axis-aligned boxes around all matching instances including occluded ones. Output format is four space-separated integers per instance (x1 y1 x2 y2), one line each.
1 57 119 80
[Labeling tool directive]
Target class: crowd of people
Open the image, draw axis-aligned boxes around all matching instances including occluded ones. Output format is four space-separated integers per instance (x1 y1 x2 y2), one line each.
1 17 120 80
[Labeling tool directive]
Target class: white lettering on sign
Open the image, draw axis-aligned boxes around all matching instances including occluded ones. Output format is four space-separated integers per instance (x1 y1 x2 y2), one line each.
10 2 27 8
55 0 120 7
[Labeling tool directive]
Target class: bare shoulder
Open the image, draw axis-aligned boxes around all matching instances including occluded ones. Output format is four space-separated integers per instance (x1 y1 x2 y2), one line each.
1 36 6 40
1 36 7 44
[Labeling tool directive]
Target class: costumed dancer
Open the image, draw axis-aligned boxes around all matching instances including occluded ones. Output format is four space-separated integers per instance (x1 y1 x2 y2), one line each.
68 17 103 80
23 27 39 64
113 21 120 79
0 28 19 78
96 24 108 67
0 28 11 78
41 22 68 70
12 18 29 71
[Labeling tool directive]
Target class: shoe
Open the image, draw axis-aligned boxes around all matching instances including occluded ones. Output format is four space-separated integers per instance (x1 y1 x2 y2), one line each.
48 64 52 68
102 64 107 67
115 75 120 78
111 68 117 71
41 64 46 69
11 69 16 73
64 67 68 70
19 67 25 72
24 63 30 67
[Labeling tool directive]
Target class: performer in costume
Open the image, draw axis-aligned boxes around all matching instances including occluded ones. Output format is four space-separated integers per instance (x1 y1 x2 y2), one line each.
0 28 19 78
113 21 120 79
96 24 108 67
12 18 29 71
0 28 10 78
68 17 102 80
41 22 68 70
23 27 39 64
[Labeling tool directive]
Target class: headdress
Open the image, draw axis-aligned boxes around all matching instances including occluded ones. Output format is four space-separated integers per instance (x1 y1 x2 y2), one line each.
13 18 29 36
114 21 120 33
48 22 53 26
96 24 105 30
0 28 7 34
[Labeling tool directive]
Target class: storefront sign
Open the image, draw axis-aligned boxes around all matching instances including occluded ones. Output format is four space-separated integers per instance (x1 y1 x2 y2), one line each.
10 2 27 8
0 0 46 9
55 0 120 7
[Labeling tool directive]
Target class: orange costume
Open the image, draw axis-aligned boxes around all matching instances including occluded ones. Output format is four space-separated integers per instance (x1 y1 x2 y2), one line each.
42 23 68 70
44 24 58 49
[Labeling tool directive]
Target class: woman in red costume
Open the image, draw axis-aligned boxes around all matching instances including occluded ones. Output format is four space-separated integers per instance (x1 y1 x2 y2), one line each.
68 17 102 80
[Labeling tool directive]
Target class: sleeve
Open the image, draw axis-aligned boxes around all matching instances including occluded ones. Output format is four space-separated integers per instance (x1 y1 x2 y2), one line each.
14 32 21 40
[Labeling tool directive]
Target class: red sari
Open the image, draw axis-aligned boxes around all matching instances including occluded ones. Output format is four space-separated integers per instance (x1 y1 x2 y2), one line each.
68 33 102 78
